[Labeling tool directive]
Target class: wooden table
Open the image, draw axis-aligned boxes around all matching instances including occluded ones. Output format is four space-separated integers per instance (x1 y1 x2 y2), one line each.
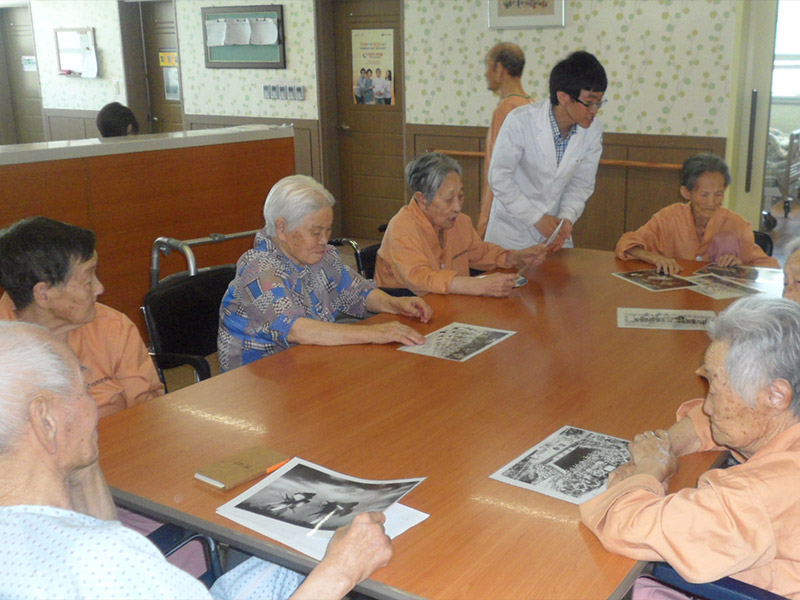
99 249 778 600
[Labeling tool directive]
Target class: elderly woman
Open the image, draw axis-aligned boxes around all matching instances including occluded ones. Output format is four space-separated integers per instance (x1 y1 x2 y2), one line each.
375 152 546 297
615 154 779 275
581 296 800 598
784 239 800 304
218 175 432 371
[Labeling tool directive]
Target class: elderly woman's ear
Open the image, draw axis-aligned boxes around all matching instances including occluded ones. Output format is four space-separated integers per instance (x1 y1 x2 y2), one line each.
275 218 288 238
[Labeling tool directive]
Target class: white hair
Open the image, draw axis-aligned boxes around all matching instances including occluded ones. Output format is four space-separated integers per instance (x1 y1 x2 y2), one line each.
708 296 800 416
262 175 335 237
0 321 75 453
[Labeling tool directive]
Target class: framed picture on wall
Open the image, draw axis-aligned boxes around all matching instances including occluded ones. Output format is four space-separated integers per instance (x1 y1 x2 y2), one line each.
488 0 566 29
201 5 285 69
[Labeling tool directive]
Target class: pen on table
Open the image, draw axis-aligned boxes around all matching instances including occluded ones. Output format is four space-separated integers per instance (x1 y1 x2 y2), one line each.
266 458 291 474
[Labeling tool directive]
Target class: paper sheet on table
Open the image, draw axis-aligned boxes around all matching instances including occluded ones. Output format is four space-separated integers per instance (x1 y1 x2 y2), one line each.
685 274 760 300
398 322 516 362
225 18 252 45
217 457 427 560
250 18 278 45
205 19 227 47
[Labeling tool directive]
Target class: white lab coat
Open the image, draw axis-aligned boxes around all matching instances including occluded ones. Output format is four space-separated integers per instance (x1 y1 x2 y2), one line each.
485 99 603 249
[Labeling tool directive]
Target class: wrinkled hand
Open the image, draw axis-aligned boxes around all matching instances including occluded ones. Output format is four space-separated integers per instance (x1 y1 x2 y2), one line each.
478 272 517 297
714 254 743 268
509 245 547 270
322 512 392 589
366 321 426 346
629 429 679 487
651 255 682 275
607 461 636 488
391 296 433 323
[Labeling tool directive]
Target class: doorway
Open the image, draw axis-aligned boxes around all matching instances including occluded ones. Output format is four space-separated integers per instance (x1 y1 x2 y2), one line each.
0 5 43 144
330 0 404 240
140 0 183 133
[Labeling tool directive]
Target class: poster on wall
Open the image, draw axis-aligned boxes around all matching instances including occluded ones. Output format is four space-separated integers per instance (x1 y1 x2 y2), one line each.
351 29 394 105
163 67 180 101
488 0 566 29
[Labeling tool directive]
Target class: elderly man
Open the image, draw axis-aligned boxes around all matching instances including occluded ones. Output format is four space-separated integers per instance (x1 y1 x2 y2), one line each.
476 42 533 238
375 152 546 297
580 296 800 598
0 321 392 599
0 216 163 418
218 175 432 371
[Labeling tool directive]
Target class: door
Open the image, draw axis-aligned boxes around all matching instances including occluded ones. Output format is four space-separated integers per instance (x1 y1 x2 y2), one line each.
333 0 404 239
727 1 778 228
141 0 183 133
0 6 43 144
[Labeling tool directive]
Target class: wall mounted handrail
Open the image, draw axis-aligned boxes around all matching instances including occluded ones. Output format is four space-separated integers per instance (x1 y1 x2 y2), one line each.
427 148 682 171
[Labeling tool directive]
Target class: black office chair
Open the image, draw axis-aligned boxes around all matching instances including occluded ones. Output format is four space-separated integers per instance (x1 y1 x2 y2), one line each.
753 231 774 257
147 522 223 588
142 265 236 386
649 562 787 600
330 234 415 297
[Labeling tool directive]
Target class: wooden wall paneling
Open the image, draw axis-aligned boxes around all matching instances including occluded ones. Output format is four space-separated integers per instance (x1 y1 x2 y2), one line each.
572 142 628 250
184 114 319 180
42 108 99 141
0 158 91 227
85 136 295 329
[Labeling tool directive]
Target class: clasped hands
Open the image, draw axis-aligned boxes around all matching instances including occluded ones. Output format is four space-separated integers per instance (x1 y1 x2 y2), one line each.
608 429 679 492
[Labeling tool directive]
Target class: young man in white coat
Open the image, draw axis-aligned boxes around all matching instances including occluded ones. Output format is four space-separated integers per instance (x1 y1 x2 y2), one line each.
485 51 607 251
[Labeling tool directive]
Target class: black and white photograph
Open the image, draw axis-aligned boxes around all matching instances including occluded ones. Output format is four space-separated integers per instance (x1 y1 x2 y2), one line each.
613 269 697 292
217 458 428 559
398 322 516 362
234 462 419 531
685 273 760 300
617 307 716 330
694 264 783 291
490 426 631 504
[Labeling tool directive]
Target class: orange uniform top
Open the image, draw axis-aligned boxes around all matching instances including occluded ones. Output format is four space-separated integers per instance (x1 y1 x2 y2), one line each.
615 203 779 267
581 398 800 598
375 199 512 295
0 293 163 416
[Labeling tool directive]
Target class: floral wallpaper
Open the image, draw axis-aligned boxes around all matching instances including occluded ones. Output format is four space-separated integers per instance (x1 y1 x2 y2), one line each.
29 0 127 110
176 0 317 120
404 0 737 136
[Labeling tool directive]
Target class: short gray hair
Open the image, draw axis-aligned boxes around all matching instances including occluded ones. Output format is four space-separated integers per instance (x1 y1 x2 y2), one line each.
708 296 800 415
262 175 335 237
405 152 462 206
680 154 731 190
0 321 76 453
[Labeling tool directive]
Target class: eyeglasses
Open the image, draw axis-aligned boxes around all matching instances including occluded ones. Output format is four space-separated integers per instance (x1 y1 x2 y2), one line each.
574 97 607 110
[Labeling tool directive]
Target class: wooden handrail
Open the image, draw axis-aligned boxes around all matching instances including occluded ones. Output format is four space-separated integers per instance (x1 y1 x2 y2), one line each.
428 148 682 170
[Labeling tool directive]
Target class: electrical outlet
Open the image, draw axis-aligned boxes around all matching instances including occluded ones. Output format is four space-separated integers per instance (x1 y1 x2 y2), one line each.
263 84 270 99
295 85 305 101
278 84 287 100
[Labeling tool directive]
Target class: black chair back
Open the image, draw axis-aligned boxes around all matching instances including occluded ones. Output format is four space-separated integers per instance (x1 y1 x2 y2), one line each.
753 231 774 257
143 265 236 358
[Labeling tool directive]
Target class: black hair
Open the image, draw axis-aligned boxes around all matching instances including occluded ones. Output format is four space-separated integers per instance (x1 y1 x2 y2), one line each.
549 51 607 105
0 217 96 309
96 102 139 137
680 154 732 190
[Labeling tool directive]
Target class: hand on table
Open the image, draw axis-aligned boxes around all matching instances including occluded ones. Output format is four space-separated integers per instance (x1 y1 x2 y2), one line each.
389 296 433 323
629 429 679 489
323 512 393 586
477 272 518 297
508 244 547 270
364 321 426 346
714 254 743 268
651 255 682 276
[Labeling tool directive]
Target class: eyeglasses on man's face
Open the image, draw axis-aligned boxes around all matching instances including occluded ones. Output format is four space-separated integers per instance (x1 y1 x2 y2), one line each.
574 97 607 110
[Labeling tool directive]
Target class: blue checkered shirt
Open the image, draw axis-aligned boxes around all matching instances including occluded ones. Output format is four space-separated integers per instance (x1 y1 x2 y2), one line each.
218 230 376 371
549 104 577 167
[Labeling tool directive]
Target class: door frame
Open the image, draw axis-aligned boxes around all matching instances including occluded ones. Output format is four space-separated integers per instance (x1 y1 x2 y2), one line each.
314 0 406 237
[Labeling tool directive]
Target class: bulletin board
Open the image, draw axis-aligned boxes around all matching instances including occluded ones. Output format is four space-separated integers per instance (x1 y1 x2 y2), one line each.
201 5 285 69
